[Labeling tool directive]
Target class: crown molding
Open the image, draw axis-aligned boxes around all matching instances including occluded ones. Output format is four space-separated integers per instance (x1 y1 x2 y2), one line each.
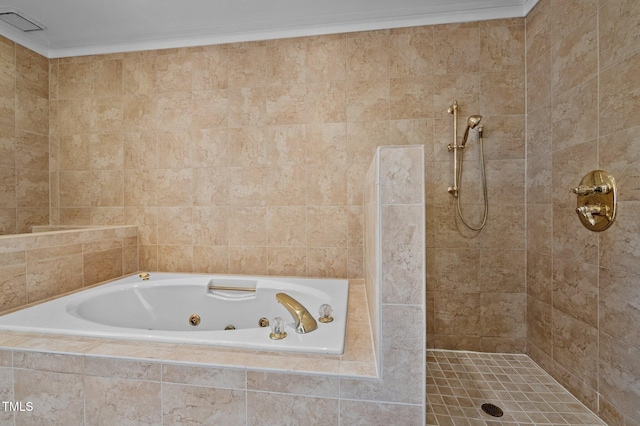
0 0 539 58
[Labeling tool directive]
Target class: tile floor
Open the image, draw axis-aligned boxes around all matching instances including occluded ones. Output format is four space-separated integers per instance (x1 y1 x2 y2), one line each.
426 350 606 425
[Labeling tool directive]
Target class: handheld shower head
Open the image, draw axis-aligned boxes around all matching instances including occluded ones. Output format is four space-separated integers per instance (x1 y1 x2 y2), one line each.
467 115 482 129
461 115 483 147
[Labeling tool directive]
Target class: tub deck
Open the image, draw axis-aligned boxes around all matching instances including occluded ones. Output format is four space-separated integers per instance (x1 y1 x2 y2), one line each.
0 279 376 379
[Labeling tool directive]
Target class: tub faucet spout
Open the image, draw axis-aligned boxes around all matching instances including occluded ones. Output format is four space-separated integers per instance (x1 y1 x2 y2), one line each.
275 293 318 334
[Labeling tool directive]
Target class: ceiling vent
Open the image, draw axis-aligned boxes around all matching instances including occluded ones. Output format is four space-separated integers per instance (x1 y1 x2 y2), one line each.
0 9 44 32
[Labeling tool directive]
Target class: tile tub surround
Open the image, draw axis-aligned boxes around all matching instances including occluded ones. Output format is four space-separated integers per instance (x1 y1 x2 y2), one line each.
525 0 640 423
0 145 426 425
0 279 419 426
0 225 139 315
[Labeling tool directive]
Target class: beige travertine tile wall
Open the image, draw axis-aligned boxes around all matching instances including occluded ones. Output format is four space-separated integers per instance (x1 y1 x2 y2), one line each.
48 19 527 349
427 20 527 352
0 226 138 315
526 0 640 424
0 37 49 235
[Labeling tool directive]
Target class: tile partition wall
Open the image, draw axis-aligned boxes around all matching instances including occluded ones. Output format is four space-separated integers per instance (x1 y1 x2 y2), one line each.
363 146 381 362
0 146 425 425
525 0 640 424
47 18 528 349
364 145 426 390
0 37 49 235
348 144 426 424
0 226 139 315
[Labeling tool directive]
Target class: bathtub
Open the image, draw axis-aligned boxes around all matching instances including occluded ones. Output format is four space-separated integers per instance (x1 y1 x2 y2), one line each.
0 273 349 355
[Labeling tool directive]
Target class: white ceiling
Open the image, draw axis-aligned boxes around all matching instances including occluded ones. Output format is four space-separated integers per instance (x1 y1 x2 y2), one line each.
0 0 538 58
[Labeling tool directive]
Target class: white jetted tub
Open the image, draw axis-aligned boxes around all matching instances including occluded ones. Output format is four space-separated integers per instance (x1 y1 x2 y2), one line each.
0 273 349 355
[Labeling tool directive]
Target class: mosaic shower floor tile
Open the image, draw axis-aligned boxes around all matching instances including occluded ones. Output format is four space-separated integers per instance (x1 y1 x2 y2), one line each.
426 350 605 425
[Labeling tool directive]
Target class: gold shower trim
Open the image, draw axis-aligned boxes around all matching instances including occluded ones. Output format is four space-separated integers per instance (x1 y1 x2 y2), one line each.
573 170 617 232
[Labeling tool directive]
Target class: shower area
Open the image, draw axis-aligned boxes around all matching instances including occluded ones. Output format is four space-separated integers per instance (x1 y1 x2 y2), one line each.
425 24 527 355
427 1 640 424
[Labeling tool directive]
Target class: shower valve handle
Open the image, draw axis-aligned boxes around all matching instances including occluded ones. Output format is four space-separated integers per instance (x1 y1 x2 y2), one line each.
576 204 611 226
572 184 611 196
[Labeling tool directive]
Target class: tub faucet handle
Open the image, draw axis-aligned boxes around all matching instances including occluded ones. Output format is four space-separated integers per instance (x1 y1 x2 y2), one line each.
269 317 287 340
318 304 334 323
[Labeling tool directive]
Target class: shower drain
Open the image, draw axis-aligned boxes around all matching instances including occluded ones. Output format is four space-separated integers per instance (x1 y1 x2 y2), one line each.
481 403 504 418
